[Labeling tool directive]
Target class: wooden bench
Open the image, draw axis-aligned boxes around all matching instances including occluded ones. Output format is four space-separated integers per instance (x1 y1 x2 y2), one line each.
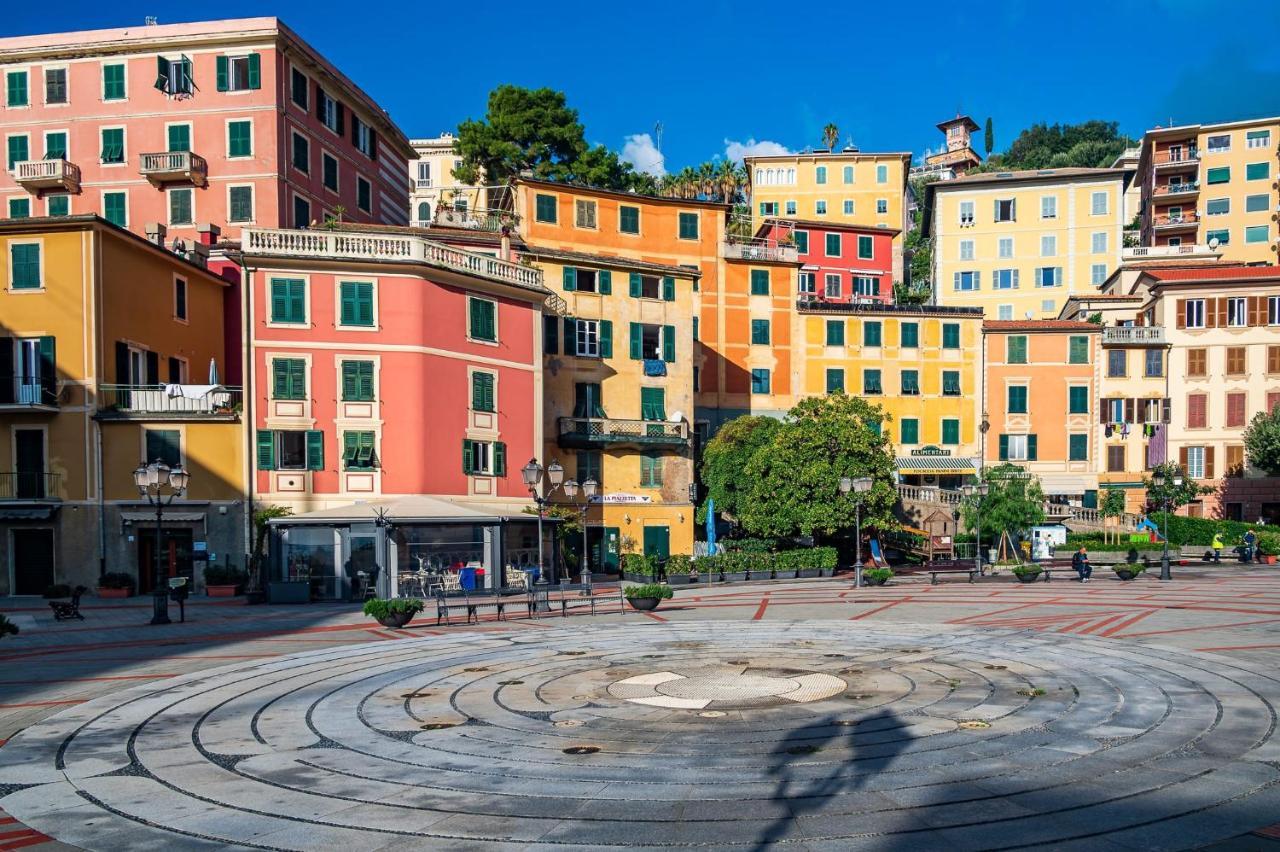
435 590 510 625
49 586 88 621
1039 561 1076 582
926 565 980 585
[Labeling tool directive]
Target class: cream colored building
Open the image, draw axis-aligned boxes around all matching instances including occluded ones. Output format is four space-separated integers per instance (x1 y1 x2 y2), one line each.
1135 116 1280 265
926 168 1128 320
408 133 484 226
745 150 910 283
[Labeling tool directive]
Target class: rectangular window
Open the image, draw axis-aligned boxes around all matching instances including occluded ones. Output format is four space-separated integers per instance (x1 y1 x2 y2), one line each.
678 212 699 240
469 297 497 342
843 165 854 184
356 176 371 213
228 186 253 223
574 199 597 229
1246 194 1270 213
535 194 557 223
798 272 815 295
1070 434 1089 461
1272 297 1280 326
224 119 253 158
164 123 190 153
1246 162 1270 181
876 199 888 214
1205 228 1230 246
1227 297 1247 327
750 269 769 295
219 54 260 92
43 67 66 104
942 370 960 396
577 451 602 487
995 198 1016 222
825 369 844 394
750 368 771 394
815 165 827 184
9 244 41 289
47 195 68 217
994 269 1017 290
1185 299 1206 328
1036 267 1062 287
1007 335 1027 364
1091 191 1108 215
342 360 375 401
1206 197 1230 216
100 127 123 164
640 386 666 421
104 191 127 227
843 199 854 215
1104 444 1125 472
342 431 376 470
784 200 796 216
1068 336 1089 364
998 305 1014 321
959 239 974 260
901 322 919 348
942 323 960 349
1206 134 1231 153
290 67 308 108
1108 349 1127 377
145 429 181 467
1271 346 1280 374
43 130 66 161
901 418 919 445
1091 232 1107 254
569 318 599 357
826 320 845 346
1206 166 1230 184
322 153 339 192
1247 129 1271 148
102 63 125 101
825 233 841 257
941 419 960 446
6 70 28 107
857 235 873 259
1091 264 1107 286
1187 393 1207 428
862 369 882 394
270 278 306 324
1145 349 1164 377
1041 196 1057 219
462 439 505 477
1187 348 1207 376
293 196 310 229
863 321 882 347
173 277 187 320
1185 446 1205 480
854 276 878 297
470 371 495 412
875 164 887 183
1226 346 1246 375
619 205 639 234
793 231 808 253
1068 385 1089 414
1245 225 1270 244
1226 392 1247 428
759 201 777 217
750 319 770 345
959 200 974 224
271 358 307 400
824 274 841 299
291 133 309 173
639 452 663 488
998 237 1013 258
1041 235 1056 256
338 281 374 327
1007 385 1028 413
954 271 979 291
901 370 920 395
8 197 29 218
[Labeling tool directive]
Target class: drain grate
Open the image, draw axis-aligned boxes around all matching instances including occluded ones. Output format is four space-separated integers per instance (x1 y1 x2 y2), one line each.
563 745 600 755
497 680 524 686
554 720 584 728
420 723 457 731
698 711 727 718
463 667 490 673
959 720 991 730
786 745 821 755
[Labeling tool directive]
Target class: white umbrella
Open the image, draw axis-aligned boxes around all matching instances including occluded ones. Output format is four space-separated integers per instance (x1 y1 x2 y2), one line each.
208 358 219 385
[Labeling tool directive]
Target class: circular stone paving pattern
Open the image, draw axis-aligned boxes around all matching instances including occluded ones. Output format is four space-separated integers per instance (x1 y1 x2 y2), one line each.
2 622 1280 850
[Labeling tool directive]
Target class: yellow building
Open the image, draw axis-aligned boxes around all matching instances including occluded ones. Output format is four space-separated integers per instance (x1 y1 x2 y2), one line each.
1136 116 1280 265
408 132 487 227
746 150 911 282
926 168 1128 319
515 180 722 563
0 215 244 596
797 303 984 487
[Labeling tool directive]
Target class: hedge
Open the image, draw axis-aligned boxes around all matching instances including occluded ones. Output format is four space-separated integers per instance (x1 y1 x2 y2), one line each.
621 553 656 576
693 547 838 576
1071 518 1279 551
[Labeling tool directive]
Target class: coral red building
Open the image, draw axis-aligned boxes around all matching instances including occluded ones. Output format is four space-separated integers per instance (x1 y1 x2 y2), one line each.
756 218 897 305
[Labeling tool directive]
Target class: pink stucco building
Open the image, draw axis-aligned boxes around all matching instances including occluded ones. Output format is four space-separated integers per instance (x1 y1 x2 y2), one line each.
0 18 412 238
756 218 898 304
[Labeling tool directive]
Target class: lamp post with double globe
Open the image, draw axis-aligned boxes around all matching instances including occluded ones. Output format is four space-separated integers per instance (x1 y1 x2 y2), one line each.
521 459 566 584
561 477 599 583
133 460 189 626
961 480 989 577
1152 466 1183 581
839 475 873 587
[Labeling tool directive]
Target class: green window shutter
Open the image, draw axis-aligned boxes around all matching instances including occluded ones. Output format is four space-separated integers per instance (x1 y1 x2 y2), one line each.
228 121 252 157
6 71 28 107
692 317 699 341
943 420 959 445
901 419 918 444
750 269 769 295
462 440 474 474
103 64 124 100
864 321 881 347
342 431 358 468
942 323 959 348
535 194 557 223
1027 434 1038 461
678 212 698 239
356 282 373 326
472 372 495 412
662 277 675 301
45 132 67 161
215 55 228 91
7 135 28 170
999 435 1009 460
154 56 170 92
599 320 613 358
271 360 286 399
826 320 844 346
620 205 639 233
662 325 676 363
629 272 642 297
305 431 324 470
11 244 40 289
562 266 577 291
493 442 506 477
858 235 873 258
825 233 841 256
247 53 261 89
256 431 275 470
469 298 495 341
543 315 558 355
901 323 918 348
629 323 642 360
751 319 770 344
1069 434 1088 461
1246 162 1270 181
341 361 358 400
641 387 665 421
1069 386 1089 414
1207 166 1230 184
563 317 577 354
270 280 288 322
826 369 844 394
1008 336 1027 363
598 270 611 294
1069 336 1088 363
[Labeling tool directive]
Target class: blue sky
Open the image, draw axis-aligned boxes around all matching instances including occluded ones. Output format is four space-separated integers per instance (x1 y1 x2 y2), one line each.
10 0 1280 173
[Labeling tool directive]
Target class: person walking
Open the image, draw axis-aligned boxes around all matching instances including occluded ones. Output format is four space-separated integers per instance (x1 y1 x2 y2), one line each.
1072 546 1092 583
1212 531 1225 563
1243 529 1258 564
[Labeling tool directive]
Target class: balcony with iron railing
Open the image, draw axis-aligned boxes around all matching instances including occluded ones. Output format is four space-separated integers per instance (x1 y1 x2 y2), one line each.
722 240 798 263
1152 211 1199 230
557 417 689 449
95 385 242 420
1153 148 1200 168
0 472 60 501
1153 180 1199 199
432 206 517 232
12 159 80 192
0 374 59 410
1102 326 1166 345
241 228 546 292
139 151 208 187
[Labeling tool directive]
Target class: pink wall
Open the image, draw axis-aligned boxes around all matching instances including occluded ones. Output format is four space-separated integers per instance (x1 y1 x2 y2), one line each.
760 222 896 303
252 266 539 499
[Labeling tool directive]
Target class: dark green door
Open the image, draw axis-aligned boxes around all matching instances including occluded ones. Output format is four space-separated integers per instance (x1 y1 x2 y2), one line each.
643 526 670 561
15 429 44 499
600 526 621 573
1083 490 1098 510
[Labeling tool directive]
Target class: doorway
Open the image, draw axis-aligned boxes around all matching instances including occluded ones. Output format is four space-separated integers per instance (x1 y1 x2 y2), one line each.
15 429 45 499
11 528 54 595
643 526 671 562
137 527 194 593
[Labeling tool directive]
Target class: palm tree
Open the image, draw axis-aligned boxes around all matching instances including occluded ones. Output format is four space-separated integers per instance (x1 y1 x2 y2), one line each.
822 123 839 151
716 159 739 205
677 166 699 200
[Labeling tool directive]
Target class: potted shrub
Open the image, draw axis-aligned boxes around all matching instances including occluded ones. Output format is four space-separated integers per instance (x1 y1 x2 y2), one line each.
0 614 18 638
203 565 247 597
863 567 893 586
1258 531 1280 565
1113 564 1146 581
721 552 748 583
695 554 723 582
814 547 839 578
624 583 673 612
363 597 424 628
774 551 800 580
796 551 822 579
1011 564 1043 584
666 555 695 585
97 572 136 599
621 553 654 583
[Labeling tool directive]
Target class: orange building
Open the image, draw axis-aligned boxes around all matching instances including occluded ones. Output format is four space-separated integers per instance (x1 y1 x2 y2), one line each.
982 320 1102 507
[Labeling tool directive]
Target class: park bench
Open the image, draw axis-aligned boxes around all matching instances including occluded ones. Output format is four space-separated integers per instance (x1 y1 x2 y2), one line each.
49 586 88 621
435 589 510 625
552 578 600 617
1039 560 1075 582
925 564 981 585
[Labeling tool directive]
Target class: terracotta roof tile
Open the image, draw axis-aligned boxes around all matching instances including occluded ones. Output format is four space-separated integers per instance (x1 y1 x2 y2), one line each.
1144 265 1280 282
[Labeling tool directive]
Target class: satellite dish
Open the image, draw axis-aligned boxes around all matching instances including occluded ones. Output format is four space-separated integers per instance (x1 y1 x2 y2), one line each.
1024 310 1033 319
1208 237 1220 249
670 410 685 423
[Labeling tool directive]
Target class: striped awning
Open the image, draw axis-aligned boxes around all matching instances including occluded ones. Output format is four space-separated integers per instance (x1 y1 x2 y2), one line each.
896 456 978 473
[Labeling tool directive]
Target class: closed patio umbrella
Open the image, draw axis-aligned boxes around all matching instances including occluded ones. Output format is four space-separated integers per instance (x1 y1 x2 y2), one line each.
208 358 219 385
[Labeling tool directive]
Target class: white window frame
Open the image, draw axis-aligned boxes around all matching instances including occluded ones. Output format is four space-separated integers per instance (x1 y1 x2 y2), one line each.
100 60 128 103
1186 446 1205 479
993 269 1017 290
998 237 1013 259
815 199 828 216
853 276 877 297
574 319 601 357
4 67 30 110
1091 232 1107 254
1227 297 1247 327
226 183 255 224
1245 225 1270 244
42 65 68 107
956 271 978 291
1090 191 1108 215
266 274 311 329
1206 134 1231 154
842 165 854 184
876 164 888 184
335 277 379 331
574 198 597 230
998 304 1014 320
99 124 126 167
842 199 854 215
784 200 796 216
466 295 500 345
798 271 815 295
1186 299 1206 329
1041 195 1057 219
1006 434 1029 461
100 189 129 228
1041 235 1056 257
225 117 254 160
1036 267 1062 288
959 200 975 225
959 239 974 261
224 54 255 93
876 198 888 214
42 128 69 162
45 193 71 216
824 273 841 299
1205 197 1230 216
1246 130 1271 149
1091 263 1107 286
1268 296 1280 325
166 187 195 227
6 238 45 293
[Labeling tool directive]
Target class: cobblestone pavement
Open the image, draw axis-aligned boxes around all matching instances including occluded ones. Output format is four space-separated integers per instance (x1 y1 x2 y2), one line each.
1 565 1279 850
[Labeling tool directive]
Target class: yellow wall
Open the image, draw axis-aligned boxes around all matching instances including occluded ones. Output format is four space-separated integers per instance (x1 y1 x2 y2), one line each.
932 174 1126 319
1192 120 1279 264
797 309 982 459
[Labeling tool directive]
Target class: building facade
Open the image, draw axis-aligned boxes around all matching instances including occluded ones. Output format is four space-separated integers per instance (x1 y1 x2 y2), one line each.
981 320 1102 507
746 150 910 283
242 225 550 599
757 218 896 306
1135 117 1279 265
0 17 414 238
927 168 1128 320
0 215 244 596
923 115 983 177
408 133 485 227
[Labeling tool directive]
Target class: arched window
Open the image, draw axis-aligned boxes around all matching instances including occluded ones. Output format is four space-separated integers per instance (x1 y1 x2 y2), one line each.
417 201 430 225
755 169 763 184
787 168 796 184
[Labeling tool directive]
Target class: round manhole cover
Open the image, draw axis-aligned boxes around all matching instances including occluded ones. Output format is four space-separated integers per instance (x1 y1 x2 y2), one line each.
563 745 600 755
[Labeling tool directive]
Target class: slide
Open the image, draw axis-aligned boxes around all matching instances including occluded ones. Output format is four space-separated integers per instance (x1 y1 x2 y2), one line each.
867 538 892 569
1136 518 1164 542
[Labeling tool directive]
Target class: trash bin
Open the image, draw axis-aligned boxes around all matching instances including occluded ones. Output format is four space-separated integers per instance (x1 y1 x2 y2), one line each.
459 566 477 591
168 577 190 623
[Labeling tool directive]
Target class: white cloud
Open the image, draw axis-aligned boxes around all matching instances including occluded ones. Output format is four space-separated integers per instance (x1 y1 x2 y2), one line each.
723 137 794 161
621 133 666 176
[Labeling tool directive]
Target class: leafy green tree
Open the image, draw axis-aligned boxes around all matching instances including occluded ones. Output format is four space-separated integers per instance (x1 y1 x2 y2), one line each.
1100 488 1128 544
958 463 1046 541
987 120 1134 170
699 416 781 524
737 396 897 538
1142 461 1212 513
1244 408 1280 475
984 117 994 156
572 144 637 189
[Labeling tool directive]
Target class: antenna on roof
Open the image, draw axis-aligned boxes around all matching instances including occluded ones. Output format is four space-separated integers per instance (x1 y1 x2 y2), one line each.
145 15 158 25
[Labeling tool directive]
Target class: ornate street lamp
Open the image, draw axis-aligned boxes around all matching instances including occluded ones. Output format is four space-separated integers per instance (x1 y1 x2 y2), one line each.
961 481 990 577
522 459 566 584
133 460 189 625
561 477 598 584
1152 467 1183 581
839 475 874 587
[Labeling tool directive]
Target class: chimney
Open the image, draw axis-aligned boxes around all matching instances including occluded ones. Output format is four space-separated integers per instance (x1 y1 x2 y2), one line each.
500 231 512 261
196 222 221 246
144 223 167 246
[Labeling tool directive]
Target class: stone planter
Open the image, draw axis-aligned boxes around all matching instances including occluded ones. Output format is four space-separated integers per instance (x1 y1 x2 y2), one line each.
665 574 691 585
1114 569 1141 581
722 571 747 583
623 572 652 584
205 585 240 597
1014 572 1041 584
376 611 415 628
865 575 889 587
797 568 821 579
626 597 661 612
96 587 131 599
